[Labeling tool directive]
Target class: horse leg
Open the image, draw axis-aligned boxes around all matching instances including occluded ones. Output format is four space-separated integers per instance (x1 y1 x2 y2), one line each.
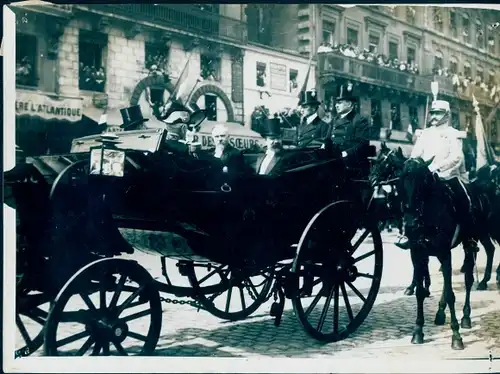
423 257 431 297
440 253 465 350
410 249 426 345
496 262 500 289
461 245 475 329
477 236 495 290
434 282 447 325
405 272 416 296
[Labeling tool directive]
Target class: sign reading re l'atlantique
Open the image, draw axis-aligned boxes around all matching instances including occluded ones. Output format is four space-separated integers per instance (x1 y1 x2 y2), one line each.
16 90 83 122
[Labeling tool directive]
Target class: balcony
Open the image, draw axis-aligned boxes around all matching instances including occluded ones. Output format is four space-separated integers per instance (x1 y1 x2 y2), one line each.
318 52 433 94
10 3 74 18
434 75 494 104
87 4 247 44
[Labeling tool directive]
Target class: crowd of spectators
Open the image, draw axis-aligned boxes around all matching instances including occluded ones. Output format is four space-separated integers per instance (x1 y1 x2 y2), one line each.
434 67 500 101
317 41 420 75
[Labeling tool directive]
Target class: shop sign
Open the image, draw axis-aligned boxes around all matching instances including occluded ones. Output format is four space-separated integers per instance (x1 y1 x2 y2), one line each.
15 90 83 122
191 133 264 150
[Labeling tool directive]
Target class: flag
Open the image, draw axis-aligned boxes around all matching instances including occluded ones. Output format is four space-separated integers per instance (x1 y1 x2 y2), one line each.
473 95 495 171
170 53 194 105
297 54 313 106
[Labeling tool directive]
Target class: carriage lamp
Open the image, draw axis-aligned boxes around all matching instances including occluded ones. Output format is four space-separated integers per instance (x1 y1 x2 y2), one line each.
89 133 125 177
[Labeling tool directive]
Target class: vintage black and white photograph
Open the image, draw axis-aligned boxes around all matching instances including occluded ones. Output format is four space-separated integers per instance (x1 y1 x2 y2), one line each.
3 2 500 371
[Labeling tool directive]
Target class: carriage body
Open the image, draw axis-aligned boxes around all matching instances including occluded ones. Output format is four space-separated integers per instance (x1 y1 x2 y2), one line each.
8 128 383 357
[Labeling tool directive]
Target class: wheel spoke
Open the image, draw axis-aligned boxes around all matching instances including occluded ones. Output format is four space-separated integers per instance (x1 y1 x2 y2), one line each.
245 278 259 296
117 285 145 315
127 331 148 342
316 286 334 332
225 287 233 313
304 292 322 318
109 275 126 310
79 293 98 314
112 340 128 356
24 308 47 326
353 250 376 263
120 309 151 323
16 314 32 345
341 283 354 322
197 265 225 285
346 281 366 303
56 330 90 348
75 337 94 356
99 288 107 310
239 287 246 310
358 273 375 279
333 283 339 334
350 229 370 254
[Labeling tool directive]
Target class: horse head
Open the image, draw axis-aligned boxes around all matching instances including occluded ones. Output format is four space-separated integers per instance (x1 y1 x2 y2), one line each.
369 144 407 186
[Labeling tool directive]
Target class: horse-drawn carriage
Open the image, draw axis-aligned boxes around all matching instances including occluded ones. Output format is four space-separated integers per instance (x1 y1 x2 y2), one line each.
8 116 385 356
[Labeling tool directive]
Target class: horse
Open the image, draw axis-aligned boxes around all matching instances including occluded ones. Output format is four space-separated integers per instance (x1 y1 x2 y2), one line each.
399 157 477 350
370 143 500 292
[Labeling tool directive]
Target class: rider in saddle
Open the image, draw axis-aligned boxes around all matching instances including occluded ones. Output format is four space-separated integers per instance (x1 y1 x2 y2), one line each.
396 99 476 250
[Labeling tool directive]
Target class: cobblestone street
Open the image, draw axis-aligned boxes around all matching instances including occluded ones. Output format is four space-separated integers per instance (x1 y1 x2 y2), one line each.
21 231 500 360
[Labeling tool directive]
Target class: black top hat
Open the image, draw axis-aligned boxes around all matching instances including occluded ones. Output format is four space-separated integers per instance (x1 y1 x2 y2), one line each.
261 117 282 138
120 105 149 130
299 89 321 106
185 102 207 130
335 83 357 101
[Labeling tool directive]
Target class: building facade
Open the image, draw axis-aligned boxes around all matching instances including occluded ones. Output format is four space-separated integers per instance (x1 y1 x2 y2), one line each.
310 5 500 146
13 3 315 156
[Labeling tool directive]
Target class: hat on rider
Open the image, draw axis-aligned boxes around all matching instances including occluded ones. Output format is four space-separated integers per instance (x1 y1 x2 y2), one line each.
430 100 450 113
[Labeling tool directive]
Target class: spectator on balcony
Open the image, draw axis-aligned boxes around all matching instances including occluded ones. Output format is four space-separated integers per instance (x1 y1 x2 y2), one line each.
317 41 333 54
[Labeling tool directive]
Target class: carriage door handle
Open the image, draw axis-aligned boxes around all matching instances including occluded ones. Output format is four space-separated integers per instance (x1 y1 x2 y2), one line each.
139 135 151 139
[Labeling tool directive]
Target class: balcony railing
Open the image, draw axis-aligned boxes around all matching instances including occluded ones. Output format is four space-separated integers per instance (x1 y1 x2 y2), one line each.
88 4 247 44
10 3 73 18
318 52 433 94
434 74 494 104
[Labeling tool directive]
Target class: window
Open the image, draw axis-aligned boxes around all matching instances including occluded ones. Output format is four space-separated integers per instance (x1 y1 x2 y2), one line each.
145 43 169 72
433 51 443 71
488 36 495 54
432 7 443 32
449 10 458 38
449 59 458 74
322 20 335 44
79 30 107 92
388 41 398 60
409 106 419 129
406 6 416 24
476 20 484 49
204 94 217 121
371 99 382 129
407 47 416 65
346 28 358 47
368 34 380 53
464 63 472 78
200 53 221 81
462 16 471 43
476 68 484 83
16 33 37 87
289 69 298 93
256 62 267 87
489 72 496 87
390 103 402 131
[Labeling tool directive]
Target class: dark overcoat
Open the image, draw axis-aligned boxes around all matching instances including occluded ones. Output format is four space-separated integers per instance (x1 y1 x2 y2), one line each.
296 115 331 148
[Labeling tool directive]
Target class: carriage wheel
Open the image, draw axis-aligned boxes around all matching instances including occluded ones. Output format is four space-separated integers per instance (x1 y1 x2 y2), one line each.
186 263 274 321
291 200 383 342
15 283 51 358
44 258 162 356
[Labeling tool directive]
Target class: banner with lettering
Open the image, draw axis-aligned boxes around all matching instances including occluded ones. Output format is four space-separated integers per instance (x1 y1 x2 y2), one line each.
16 90 83 122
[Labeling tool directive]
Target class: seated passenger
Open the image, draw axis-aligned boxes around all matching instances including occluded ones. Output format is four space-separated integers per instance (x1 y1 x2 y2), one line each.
209 124 251 175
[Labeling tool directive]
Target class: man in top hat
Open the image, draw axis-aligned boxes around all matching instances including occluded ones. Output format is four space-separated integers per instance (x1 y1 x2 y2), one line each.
210 124 250 175
120 105 150 131
297 89 330 148
395 99 474 250
323 82 372 176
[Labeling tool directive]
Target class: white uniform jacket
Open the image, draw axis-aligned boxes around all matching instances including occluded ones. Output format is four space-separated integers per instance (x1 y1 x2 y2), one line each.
410 125 468 182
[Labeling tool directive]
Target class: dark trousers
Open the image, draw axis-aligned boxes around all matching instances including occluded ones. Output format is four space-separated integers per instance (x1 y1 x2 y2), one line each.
444 177 475 236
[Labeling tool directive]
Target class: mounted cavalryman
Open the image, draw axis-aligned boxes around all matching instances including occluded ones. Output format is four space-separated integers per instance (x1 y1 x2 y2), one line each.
396 99 474 250
296 89 330 148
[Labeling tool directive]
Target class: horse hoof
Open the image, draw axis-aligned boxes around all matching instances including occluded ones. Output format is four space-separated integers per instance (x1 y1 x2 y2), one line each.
424 288 431 298
476 281 488 291
434 312 446 326
461 317 472 329
404 287 414 296
411 333 424 345
451 337 465 350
